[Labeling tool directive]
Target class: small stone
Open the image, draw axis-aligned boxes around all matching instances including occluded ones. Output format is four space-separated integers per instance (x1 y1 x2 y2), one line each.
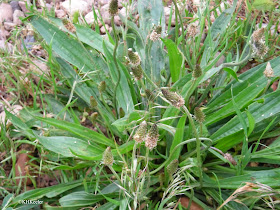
119 7 126 17
13 10 25 25
18 1 30 13
214 52 225 67
164 6 175 26
84 0 95 7
4 22 16 31
85 11 95 25
23 35 35 51
10 1 21 12
0 40 13 53
100 24 111 34
46 0 63 4
100 4 111 25
99 0 110 6
0 3 13 23
46 0 63 3
61 0 89 16
29 60 49 75
45 3 53 12
114 16 121 26
55 9 66 18
0 28 10 39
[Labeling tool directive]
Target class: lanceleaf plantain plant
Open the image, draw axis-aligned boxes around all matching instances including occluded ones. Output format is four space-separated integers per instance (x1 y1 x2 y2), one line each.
3 0 280 209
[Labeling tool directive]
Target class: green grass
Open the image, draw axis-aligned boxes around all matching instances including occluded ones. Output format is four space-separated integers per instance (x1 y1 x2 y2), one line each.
1 0 280 209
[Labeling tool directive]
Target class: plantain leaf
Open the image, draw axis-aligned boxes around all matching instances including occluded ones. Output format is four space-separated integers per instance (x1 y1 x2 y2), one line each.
205 57 280 125
102 42 134 114
204 168 280 189
37 136 103 157
162 39 183 83
35 116 115 148
246 110 255 136
30 16 97 73
211 90 280 151
59 191 104 207
168 115 187 163
12 180 82 203
252 0 276 11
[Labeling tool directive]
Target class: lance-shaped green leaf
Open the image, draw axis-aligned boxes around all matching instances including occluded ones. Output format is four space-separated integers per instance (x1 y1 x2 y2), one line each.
30 16 97 73
162 39 183 83
35 116 115 148
211 90 280 151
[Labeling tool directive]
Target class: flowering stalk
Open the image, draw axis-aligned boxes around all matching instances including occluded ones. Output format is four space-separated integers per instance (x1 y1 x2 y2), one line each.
102 147 122 184
194 107 205 136
262 62 274 95
111 15 121 118
172 0 194 70
182 105 203 188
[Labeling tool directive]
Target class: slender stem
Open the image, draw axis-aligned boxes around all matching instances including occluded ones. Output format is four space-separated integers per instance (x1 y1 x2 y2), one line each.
185 79 199 106
145 147 149 166
139 79 147 91
172 0 187 53
142 70 158 89
182 105 203 188
199 123 203 137
100 93 116 120
108 165 122 185
261 79 271 95
111 17 121 118
222 48 252 68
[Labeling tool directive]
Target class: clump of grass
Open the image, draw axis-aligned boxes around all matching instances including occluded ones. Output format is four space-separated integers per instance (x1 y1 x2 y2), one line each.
1 0 280 209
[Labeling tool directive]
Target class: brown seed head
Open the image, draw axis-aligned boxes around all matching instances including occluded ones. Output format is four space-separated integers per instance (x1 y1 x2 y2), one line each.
263 62 274 78
133 121 148 143
145 123 159 150
161 88 185 108
194 107 205 123
109 0 118 16
224 153 237 165
102 147 114 166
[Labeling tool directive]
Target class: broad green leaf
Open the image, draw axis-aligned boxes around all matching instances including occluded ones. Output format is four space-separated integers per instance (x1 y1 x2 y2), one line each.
211 90 280 151
204 168 280 189
70 141 135 161
59 191 104 207
246 110 255 136
5 110 34 139
252 0 276 11
97 202 118 210
56 57 116 125
30 16 96 73
162 39 183 83
137 0 165 38
207 57 280 111
201 1 237 67
205 78 266 126
2 194 13 210
112 111 142 132
12 181 82 203
75 24 114 53
102 42 134 114
223 67 239 81
37 136 103 157
168 115 187 163
34 116 115 148
205 57 280 125
231 86 247 137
